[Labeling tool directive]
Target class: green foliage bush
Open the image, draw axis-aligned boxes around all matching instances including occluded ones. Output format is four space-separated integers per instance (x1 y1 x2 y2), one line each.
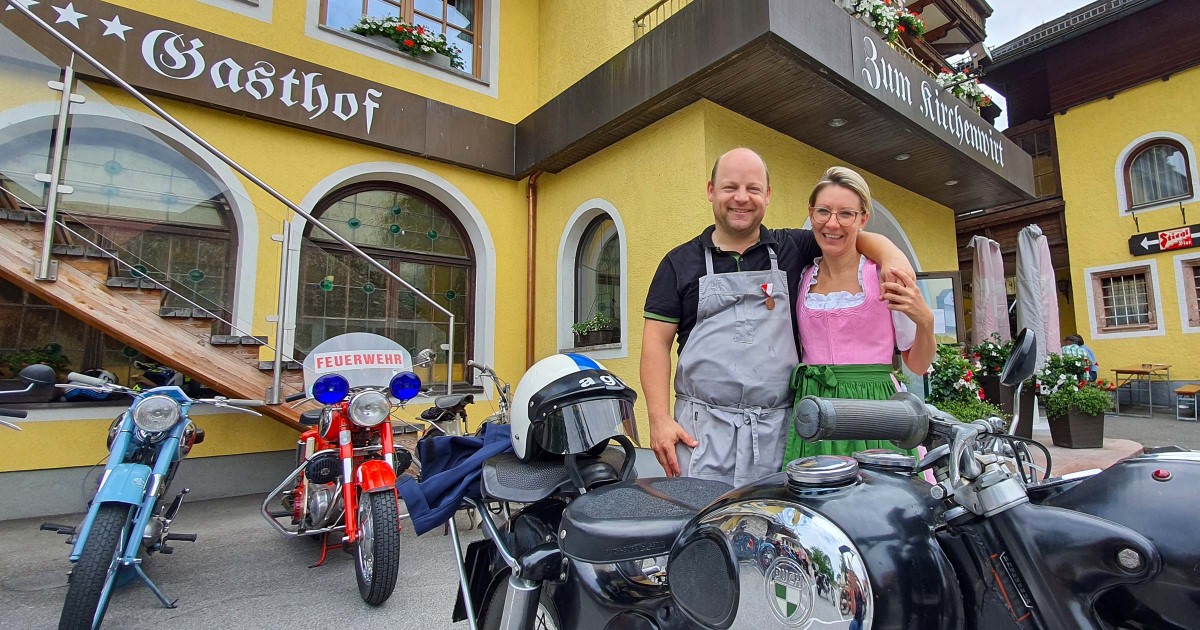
932 398 1007 424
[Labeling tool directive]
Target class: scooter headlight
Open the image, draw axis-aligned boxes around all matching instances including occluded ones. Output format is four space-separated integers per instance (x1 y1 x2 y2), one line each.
348 390 390 427
132 395 181 433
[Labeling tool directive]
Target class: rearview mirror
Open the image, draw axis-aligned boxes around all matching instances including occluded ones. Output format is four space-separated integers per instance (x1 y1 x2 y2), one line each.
19 364 57 386
1000 328 1037 386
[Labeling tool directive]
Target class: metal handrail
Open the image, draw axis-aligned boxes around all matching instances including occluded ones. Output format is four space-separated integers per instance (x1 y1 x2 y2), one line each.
632 0 694 39
6 0 454 396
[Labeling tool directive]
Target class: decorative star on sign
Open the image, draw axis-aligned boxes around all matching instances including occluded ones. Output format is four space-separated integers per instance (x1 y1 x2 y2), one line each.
99 15 131 40
5 1 40 12
52 2 87 28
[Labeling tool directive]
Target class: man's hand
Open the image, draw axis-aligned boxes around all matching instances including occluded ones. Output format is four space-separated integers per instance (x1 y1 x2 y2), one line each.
650 416 698 477
855 231 915 291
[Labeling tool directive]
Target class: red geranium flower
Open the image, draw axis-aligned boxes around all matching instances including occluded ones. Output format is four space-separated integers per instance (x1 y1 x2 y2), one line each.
403 39 415 47
417 26 426 35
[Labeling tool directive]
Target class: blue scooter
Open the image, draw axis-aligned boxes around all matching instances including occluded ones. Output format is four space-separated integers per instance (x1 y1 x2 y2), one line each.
35 369 264 629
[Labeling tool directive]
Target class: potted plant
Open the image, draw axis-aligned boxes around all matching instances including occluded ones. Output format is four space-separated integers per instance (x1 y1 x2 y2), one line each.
571 312 619 348
1043 380 1116 449
349 16 466 71
979 95 1003 125
928 344 983 406
969 334 1014 414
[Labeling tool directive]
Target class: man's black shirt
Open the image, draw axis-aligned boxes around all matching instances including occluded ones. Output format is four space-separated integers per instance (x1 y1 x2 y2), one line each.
643 225 821 352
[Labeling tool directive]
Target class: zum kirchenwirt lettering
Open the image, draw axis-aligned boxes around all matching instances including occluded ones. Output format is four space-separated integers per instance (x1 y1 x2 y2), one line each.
141 29 382 133
860 36 1005 167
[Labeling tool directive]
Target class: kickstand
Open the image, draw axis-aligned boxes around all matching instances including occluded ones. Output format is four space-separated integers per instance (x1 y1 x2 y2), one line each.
132 564 178 609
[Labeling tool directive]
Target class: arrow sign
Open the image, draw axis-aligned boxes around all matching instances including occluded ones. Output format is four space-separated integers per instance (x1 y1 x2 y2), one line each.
1128 224 1200 256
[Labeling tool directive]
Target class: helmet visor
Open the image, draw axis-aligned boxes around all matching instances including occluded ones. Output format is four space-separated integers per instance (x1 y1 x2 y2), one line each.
536 397 635 455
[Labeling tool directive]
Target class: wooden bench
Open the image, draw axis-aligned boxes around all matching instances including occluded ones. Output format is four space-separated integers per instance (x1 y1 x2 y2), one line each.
1175 384 1200 421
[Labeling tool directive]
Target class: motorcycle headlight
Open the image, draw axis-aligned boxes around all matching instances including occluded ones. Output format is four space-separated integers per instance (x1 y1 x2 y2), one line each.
132 395 181 433
348 390 390 427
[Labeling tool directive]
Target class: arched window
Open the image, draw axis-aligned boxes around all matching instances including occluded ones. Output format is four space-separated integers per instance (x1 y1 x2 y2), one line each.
0 125 236 323
573 215 620 348
297 183 474 379
1125 140 1193 209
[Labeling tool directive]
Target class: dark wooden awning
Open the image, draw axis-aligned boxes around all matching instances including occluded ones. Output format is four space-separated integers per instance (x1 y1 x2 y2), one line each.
517 0 1033 211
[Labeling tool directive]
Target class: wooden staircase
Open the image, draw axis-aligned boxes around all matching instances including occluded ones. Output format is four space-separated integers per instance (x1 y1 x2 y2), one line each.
0 217 307 431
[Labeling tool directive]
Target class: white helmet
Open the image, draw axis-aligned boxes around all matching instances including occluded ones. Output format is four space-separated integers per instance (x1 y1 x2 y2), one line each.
510 354 637 462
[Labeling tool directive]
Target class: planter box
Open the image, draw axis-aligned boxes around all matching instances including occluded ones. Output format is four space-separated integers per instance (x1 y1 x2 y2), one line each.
573 329 619 348
1048 409 1105 449
978 374 1014 416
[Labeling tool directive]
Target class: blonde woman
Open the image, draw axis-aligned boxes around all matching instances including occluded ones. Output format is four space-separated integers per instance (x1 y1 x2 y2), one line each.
782 167 936 462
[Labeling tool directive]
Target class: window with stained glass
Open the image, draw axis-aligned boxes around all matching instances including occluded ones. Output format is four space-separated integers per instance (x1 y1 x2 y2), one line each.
298 184 473 380
322 0 484 77
0 125 236 326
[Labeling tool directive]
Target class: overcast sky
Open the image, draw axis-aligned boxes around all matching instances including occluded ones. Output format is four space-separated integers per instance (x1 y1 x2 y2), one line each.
979 0 1097 129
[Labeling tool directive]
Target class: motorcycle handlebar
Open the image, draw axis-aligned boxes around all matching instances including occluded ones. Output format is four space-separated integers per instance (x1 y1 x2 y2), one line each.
67 372 109 387
793 393 930 450
222 399 265 407
0 408 27 418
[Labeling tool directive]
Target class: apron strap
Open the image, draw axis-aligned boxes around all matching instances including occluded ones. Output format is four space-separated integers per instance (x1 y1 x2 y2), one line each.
703 244 777 275
677 393 789 467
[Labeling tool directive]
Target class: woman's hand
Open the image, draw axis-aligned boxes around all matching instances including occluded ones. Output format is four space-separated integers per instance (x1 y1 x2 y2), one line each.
882 268 933 329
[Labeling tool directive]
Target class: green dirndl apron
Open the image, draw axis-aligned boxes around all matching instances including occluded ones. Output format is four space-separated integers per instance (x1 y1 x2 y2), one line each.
781 363 915 466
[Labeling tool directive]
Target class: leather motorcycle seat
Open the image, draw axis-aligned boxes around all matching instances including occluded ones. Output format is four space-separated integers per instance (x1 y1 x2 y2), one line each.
558 477 732 564
299 409 322 426
434 394 474 410
481 448 627 504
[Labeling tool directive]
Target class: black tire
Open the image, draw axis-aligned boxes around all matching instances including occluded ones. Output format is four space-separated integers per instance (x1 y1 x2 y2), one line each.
479 573 561 630
355 491 401 606
58 503 132 630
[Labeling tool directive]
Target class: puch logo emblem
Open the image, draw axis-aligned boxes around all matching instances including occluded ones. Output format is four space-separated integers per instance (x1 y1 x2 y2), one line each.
765 556 813 626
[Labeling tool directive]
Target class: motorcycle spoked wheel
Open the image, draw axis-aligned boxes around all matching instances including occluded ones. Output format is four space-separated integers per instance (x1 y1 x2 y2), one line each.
479 574 561 630
58 503 133 630
354 490 401 606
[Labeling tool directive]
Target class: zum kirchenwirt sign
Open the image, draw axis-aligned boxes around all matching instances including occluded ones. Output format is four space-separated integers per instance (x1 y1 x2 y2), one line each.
1 0 513 175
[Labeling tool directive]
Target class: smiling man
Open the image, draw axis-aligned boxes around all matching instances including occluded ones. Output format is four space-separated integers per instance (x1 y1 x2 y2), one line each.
640 148 913 486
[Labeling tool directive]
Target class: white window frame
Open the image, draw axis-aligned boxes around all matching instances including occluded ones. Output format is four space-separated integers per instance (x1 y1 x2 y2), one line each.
1083 260 1165 339
196 0 273 22
1175 252 1200 334
557 199 628 360
1114 131 1199 215
304 0 500 97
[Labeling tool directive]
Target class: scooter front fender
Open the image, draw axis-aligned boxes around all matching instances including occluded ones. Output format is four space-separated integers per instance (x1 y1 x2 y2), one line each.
70 463 151 559
356 459 397 493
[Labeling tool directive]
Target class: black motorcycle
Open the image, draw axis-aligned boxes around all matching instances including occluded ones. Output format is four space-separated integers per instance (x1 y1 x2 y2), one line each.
451 329 1198 629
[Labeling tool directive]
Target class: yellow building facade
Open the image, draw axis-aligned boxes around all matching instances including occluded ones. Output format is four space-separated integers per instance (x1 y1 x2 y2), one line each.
0 0 1030 517
1056 66 1200 380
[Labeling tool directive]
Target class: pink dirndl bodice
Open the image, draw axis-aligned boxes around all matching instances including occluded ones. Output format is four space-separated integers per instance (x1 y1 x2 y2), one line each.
796 258 896 366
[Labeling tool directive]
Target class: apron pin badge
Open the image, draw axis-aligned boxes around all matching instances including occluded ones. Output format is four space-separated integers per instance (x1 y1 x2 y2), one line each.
761 283 775 310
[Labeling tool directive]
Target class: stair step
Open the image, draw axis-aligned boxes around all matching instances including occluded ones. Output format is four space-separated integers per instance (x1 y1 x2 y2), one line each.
72 258 112 283
259 360 303 371
106 277 162 290
210 335 268 346
0 209 42 222
50 244 114 259
159 307 216 319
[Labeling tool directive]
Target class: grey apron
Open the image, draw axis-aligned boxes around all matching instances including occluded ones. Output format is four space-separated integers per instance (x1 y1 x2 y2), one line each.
674 245 798 487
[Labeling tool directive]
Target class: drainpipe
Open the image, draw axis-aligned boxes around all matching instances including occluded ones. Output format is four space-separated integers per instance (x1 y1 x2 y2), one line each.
526 172 542 369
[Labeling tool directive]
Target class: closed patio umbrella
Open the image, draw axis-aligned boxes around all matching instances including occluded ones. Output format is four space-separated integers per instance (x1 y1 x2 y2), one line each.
969 235 1011 345
1015 225 1061 370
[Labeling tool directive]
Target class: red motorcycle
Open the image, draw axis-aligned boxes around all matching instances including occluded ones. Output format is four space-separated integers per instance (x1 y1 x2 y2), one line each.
262 333 425 605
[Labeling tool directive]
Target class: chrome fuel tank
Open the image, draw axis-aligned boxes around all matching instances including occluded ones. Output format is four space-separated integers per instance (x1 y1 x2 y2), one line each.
670 458 963 630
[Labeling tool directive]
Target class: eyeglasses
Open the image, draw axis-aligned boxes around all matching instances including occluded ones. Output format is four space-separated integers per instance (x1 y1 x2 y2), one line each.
811 207 863 226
